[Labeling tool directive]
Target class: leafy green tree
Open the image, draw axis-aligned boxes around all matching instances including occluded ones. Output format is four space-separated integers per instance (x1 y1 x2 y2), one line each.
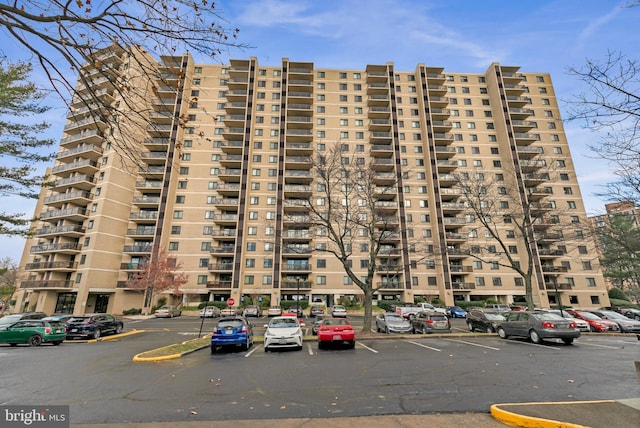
597 213 640 290
0 59 55 236
0 257 19 306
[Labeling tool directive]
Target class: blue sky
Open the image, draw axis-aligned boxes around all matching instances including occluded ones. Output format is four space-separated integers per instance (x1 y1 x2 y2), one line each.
1 0 638 261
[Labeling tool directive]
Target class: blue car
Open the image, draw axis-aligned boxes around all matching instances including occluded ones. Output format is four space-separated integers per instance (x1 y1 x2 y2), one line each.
211 316 254 353
447 306 467 318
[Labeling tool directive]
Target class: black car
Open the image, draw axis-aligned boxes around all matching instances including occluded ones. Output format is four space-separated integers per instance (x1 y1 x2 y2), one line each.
466 309 506 333
66 314 124 339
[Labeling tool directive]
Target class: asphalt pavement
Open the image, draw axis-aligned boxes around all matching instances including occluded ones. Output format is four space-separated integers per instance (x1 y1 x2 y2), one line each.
72 314 640 428
70 398 640 428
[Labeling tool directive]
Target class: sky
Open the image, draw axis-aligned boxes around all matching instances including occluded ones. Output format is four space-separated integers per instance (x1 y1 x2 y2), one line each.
1 0 638 262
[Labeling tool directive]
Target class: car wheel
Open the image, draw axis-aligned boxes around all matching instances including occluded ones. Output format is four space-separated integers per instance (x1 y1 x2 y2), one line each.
467 322 474 332
264 346 269 352
529 329 542 344
385 327 390 334
562 338 574 345
28 334 43 347
486 326 494 334
590 325 598 332
376 325 381 333
211 345 217 354
115 325 123 334
411 326 417 334
349 341 356 349
497 327 508 339
318 341 324 350
296 345 303 351
93 329 101 339
9 343 17 347
52 341 62 346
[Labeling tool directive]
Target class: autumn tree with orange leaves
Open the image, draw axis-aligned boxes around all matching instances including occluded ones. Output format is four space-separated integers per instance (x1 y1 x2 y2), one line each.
124 248 188 312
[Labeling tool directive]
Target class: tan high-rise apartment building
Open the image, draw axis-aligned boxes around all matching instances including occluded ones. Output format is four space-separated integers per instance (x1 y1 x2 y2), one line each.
14 46 610 315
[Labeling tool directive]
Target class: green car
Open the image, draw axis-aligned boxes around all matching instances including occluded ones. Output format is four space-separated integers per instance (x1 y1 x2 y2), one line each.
0 319 66 346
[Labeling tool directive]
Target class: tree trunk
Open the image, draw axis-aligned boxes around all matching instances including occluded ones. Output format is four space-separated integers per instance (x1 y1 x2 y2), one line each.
362 288 373 333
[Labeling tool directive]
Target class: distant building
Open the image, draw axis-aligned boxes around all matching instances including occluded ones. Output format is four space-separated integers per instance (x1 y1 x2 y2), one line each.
14 46 610 315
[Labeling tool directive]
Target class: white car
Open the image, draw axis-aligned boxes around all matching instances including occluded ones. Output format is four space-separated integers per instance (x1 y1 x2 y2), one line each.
330 305 348 317
199 306 221 318
539 309 590 332
263 316 305 351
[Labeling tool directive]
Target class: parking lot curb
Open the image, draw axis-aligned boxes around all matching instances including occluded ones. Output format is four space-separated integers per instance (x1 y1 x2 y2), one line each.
490 401 592 427
132 335 211 362
87 329 145 343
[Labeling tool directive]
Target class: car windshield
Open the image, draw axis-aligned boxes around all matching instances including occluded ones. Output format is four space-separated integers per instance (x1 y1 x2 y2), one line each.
0 315 22 325
217 320 244 329
578 311 602 320
385 314 404 322
323 319 349 326
430 315 447 321
599 311 627 320
269 318 299 328
532 313 564 321
485 313 505 321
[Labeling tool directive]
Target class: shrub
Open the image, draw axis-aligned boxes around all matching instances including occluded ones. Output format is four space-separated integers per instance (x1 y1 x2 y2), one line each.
123 308 142 315
280 301 308 311
376 300 401 312
608 287 629 301
197 301 227 310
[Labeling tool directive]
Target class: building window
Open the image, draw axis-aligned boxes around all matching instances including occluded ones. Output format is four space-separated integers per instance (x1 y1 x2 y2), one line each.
168 242 179 250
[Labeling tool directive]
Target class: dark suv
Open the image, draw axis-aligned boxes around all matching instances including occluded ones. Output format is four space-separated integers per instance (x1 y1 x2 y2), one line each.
466 309 506 333
66 314 124 339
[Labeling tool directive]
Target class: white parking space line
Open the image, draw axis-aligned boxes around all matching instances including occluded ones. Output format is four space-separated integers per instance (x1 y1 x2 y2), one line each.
578 342 622 350
406 340 442 352
446 339 501 351
357 342 379 353
307 343 315 355
245 346 259 357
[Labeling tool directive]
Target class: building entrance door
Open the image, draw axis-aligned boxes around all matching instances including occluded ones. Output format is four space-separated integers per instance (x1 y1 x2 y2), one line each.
94 294 110 313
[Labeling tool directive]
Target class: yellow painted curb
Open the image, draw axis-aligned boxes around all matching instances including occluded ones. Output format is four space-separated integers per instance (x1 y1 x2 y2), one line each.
491 400 616 428
132 335 211 362
86 329 145 343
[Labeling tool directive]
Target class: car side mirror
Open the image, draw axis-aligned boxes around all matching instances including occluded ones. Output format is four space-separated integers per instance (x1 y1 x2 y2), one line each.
299 322 306 327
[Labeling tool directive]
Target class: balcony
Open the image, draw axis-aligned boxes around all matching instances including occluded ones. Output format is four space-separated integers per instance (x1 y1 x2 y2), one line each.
56 144 102 162
281 263 311 272
210 246 235 255
52 174 95 191
451 282 475 290
129 211 159 222
123 244 153 254
207 281 233 290
34 224 85 237
280 280 312 290
24 261 78 271
20 279 73 289
40 207 88 222
30 242 82 254
51 159 98 176
208 263 234 272
43 190 92 208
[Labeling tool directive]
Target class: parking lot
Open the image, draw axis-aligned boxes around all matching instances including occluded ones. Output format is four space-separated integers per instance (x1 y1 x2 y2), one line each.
1 315 638 425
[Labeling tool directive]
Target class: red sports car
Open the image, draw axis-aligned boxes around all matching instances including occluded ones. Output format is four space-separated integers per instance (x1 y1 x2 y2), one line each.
317 318 356 349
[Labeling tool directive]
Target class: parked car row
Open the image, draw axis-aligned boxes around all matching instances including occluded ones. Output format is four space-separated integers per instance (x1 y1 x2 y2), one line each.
0 312 125 345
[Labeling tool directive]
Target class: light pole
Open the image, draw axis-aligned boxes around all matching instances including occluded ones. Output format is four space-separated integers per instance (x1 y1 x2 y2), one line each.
296 277 301 317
